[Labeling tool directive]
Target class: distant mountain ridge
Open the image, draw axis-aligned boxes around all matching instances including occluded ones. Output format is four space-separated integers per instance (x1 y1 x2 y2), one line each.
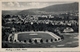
2 2 78 15
39 2 78 12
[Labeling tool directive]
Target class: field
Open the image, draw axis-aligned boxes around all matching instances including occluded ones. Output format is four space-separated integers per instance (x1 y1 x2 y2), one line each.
53 33 78 48
2 32 78 48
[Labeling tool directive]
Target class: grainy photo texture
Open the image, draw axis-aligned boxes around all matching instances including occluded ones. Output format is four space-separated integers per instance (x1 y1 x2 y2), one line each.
2 2 79 48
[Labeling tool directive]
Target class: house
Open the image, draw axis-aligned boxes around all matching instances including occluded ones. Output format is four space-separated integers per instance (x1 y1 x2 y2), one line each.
63 27 74 33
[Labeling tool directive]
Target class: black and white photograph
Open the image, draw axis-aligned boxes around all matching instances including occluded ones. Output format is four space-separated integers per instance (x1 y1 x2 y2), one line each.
2 2 79 48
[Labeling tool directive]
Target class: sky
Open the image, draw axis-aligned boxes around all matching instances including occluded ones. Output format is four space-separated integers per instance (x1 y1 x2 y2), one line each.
2 2 74 10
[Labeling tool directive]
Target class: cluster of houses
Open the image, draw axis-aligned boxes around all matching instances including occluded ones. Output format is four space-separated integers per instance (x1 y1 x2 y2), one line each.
2 11 78 33
3 13 78 25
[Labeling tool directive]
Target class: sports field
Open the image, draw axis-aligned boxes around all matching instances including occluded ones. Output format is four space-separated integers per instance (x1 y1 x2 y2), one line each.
17 31 61 41
2 32 78 48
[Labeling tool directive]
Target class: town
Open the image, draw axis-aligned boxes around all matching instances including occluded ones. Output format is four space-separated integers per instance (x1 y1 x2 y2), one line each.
2 2 79 48
2 11 78 34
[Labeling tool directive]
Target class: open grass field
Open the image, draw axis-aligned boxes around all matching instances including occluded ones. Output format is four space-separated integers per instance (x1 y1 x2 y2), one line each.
52 33 79 48
18 32 55 41
17 31 61 41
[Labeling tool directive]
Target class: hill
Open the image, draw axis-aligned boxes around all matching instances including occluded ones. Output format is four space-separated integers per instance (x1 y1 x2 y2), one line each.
2 2 78 15
39 2 78 12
